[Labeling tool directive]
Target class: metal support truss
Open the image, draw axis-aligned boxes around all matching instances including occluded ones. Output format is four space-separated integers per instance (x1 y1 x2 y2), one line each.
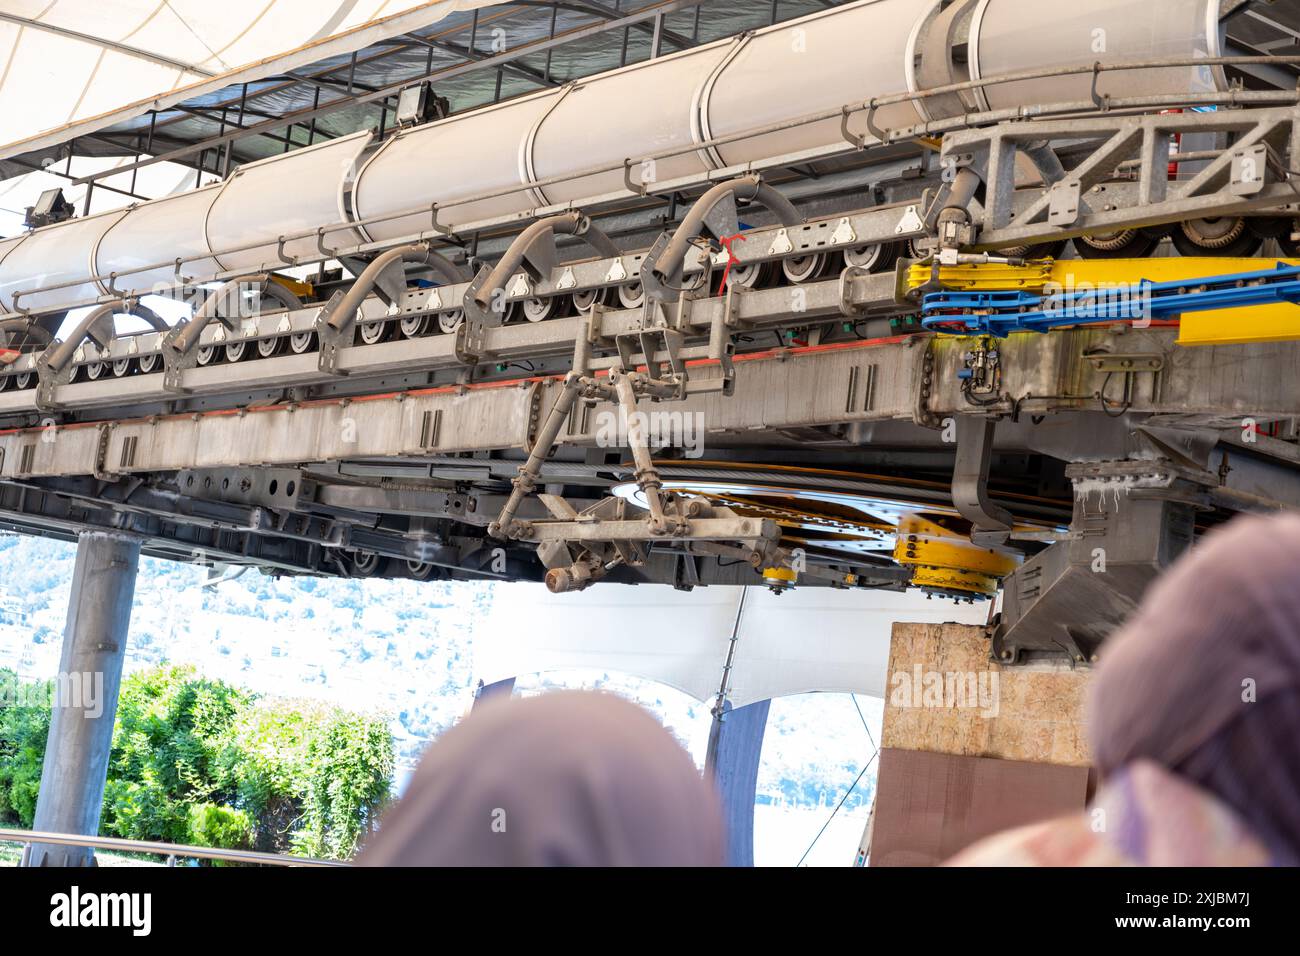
941 104 1300 250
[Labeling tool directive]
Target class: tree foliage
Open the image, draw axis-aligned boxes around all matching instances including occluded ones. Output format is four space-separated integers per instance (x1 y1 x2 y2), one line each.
0 666 392 860
0 669 50 825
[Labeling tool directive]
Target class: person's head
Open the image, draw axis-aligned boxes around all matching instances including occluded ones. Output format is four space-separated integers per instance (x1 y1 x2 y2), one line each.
1089 512 1300 863
360 690 724 866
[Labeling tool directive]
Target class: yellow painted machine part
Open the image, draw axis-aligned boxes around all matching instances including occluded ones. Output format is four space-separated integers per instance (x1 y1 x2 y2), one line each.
906 257 1300 346
271 274 314 298
907 565 1002 595
1179 304 1300 346
636 466 1062 597
893 516 1019 598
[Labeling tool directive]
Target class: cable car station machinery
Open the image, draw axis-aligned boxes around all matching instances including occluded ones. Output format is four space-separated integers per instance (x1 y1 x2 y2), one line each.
1 1 1300 663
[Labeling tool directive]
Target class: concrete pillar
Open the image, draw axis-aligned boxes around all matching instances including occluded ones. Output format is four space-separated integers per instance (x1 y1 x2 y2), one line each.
705 697 770 867
25 531 140 867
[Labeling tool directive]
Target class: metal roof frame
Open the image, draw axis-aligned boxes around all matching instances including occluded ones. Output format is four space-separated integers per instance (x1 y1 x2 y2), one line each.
2 1 855 208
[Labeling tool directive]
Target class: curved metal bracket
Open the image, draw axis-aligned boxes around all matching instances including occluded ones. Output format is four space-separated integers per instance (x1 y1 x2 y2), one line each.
316 243 459 374
643 174 801 303
456 212 618 366
35 301 131 410
162 275 301 391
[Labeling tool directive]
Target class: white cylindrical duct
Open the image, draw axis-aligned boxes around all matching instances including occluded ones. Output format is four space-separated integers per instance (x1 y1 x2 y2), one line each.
94 185 223 299
969 0 1224 113
704 0 929 166
205 131 371 271
528 42 734 205
0 236 27 313
353 0 940 237
0 210 125 313
353 93 554 242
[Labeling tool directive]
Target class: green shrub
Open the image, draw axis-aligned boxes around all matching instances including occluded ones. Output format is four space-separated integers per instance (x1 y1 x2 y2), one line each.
0 669 50 827
0 665 393 860
187 802 254 851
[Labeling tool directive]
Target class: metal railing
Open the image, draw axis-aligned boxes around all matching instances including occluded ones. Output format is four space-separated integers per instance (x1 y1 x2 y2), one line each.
0 827 349 867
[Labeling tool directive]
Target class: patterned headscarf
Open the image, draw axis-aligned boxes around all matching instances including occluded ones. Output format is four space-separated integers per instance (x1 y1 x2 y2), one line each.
360 690 724 866
1089 512 1300 864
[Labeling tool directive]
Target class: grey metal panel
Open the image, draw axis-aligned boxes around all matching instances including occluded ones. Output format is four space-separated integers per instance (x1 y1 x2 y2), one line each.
7 326 1300 480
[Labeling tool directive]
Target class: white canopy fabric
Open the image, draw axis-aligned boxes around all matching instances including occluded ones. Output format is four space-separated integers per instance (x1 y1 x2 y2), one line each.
0 1 498 157
473 585 991 706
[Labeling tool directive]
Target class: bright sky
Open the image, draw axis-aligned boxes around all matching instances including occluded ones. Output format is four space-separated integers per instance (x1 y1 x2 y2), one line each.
0 154 213 236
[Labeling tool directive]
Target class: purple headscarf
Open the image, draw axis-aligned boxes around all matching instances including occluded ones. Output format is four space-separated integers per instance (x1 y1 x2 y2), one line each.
1089 512 1300 864
360 690 724 866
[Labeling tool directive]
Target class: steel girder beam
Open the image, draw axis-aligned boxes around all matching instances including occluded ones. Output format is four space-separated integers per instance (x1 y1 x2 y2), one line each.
0 473 541 581
0 479 333 574
6 328 1300 479
0 478 789 589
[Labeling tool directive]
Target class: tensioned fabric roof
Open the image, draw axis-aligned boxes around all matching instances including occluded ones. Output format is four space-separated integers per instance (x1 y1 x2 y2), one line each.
0 0 498 157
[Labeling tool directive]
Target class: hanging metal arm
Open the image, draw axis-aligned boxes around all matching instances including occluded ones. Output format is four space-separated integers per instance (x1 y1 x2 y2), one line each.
953 415 1014 547
488 370 614 539
610 368 672 534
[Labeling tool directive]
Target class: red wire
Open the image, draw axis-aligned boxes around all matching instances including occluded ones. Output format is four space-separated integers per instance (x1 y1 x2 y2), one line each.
715 232 747 295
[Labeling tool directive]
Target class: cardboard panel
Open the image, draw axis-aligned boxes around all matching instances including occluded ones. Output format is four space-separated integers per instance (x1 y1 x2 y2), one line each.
869 747 1090 866
882 622 1091 766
